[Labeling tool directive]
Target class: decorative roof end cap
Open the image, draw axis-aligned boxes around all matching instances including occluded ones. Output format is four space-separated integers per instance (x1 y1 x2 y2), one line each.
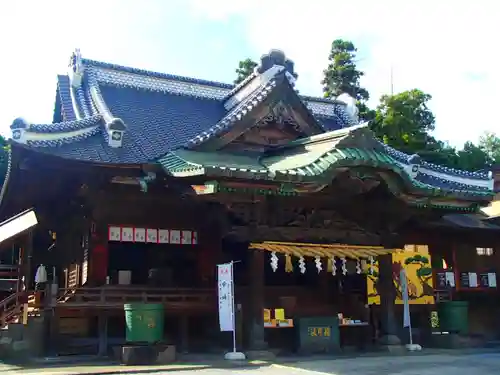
68 48 84 88
407 154 422 165
107 129 124 148
404 154 421 178
11 117 29 130
107 117 126 131
106 117 125 147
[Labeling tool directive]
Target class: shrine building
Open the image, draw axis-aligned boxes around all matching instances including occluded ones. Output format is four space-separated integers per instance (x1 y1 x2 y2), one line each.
1 48 499 356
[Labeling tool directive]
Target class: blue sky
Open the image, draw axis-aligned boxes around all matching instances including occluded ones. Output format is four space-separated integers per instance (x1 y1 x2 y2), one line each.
0 0 498 147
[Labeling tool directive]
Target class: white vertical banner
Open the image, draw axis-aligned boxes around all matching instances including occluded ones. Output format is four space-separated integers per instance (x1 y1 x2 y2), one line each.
217 263 235 332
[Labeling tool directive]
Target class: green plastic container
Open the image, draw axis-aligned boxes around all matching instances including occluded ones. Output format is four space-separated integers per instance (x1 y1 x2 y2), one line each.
124 303 164 343
437 301 469 334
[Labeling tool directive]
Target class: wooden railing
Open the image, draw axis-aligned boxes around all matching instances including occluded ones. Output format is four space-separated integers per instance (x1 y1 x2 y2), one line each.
56 286 216 311
0 264 20 279
64 265 80 289
0 292 24 327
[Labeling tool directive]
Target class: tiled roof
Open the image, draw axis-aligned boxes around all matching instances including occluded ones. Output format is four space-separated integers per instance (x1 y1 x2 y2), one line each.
186 77 278 147
98 84 226 160
56 75 77 121
8 49 494 196
11 54 350 163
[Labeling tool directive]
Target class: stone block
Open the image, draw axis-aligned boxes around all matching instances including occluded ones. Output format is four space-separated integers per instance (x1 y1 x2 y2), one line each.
8 323 24 341
10 339 31 361
0 337 13 345
122 345 157 365
0 337 13 359
12 340 31 352
156 345 176 364
121 344 177 366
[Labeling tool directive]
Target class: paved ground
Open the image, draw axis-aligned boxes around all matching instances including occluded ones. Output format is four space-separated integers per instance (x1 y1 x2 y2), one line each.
3 352 500 374
270 352 500 375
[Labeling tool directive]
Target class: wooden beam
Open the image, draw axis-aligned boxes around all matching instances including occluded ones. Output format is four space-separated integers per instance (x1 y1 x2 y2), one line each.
227 226 382 245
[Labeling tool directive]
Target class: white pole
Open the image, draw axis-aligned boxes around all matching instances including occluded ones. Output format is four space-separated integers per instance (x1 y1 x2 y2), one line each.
230 261 237 353
222 260 246 361
401 269 412 345
408 316 413 346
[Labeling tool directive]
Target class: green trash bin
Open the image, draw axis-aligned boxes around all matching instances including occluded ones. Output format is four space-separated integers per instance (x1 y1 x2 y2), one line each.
437 301 469 334
124 303 164 343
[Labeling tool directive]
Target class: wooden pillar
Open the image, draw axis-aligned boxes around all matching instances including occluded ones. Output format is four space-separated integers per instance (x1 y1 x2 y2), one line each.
377 254 401 345
25 231 34 290
248 249 267 350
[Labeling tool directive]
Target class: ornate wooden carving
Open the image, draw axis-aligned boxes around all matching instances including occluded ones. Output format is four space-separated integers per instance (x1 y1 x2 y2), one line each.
224 201 382 244
222 102 308 152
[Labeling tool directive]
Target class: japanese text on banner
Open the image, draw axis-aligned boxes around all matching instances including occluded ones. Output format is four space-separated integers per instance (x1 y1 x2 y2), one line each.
217 263 234 332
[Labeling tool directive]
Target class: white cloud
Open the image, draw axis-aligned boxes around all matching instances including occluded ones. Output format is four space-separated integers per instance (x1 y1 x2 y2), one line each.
188 0 500 147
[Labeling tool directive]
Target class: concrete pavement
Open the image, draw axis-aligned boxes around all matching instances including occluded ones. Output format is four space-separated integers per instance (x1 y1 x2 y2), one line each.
2 351 500 374
272 352 500 375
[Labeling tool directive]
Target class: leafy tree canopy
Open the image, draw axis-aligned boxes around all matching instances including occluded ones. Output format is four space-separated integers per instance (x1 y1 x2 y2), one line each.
479 131 500 165
321 39 374 121
371 89 436 154
234 58 258 84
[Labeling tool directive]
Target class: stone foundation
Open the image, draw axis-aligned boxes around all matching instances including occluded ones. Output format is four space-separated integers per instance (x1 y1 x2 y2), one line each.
115 344 176 365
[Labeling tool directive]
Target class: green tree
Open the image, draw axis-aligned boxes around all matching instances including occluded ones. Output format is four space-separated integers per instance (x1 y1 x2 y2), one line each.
321 39 374 121
479 131 500 164
456 141 491 171
371 89 466 168
421 140 460 168
371 89 435 152
234 58 258 84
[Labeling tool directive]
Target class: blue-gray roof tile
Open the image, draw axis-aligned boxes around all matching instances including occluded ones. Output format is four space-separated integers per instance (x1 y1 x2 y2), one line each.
8 52 493 193
56 75 76 121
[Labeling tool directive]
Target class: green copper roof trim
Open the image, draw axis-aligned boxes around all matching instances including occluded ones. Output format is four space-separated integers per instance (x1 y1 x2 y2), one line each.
194 181 479 211
158 149 267 178
158 147 491 199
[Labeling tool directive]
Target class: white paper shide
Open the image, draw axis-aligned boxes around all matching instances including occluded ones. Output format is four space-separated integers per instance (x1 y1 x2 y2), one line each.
217 263 234 332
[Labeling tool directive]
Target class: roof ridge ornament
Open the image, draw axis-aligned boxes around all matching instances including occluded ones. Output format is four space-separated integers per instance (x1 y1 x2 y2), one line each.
256 49 297 85
336 93 359 123
68 48 84 88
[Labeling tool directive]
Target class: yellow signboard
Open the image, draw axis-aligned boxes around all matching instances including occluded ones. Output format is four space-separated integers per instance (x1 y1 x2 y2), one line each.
367 247 435 305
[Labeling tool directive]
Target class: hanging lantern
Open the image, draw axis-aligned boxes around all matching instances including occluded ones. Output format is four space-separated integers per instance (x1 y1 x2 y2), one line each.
341 258 347 275
298 256 306 274
270 251 278 272
356 259 362 274
285 254 293 273
314 256 322 273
